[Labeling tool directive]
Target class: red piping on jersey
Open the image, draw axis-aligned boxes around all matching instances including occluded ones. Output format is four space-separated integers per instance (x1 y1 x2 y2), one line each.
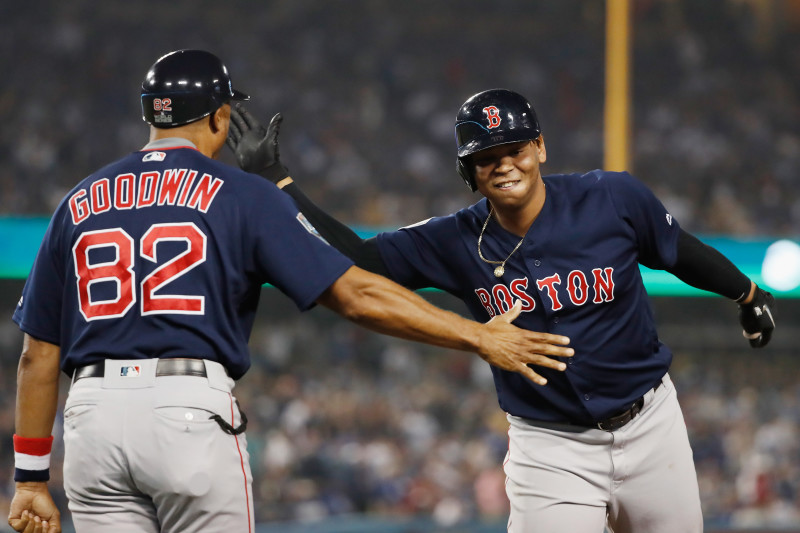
229 392 252 532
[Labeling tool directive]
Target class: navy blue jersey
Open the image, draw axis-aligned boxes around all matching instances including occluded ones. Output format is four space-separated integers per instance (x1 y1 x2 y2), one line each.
377 171 680 424
13 139 353 379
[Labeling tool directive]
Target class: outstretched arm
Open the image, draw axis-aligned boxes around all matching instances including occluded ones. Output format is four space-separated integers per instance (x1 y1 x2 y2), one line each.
227 105 390 276
283 182 390 276
666 229 775 348
318 266 574 386
229 105 575 383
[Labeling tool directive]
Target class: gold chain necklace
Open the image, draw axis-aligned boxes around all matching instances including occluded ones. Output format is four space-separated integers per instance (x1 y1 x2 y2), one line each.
477 206 525 278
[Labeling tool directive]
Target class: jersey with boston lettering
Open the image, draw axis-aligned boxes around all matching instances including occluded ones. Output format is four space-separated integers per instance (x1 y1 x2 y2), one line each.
13 142 353 379
376 170 680 424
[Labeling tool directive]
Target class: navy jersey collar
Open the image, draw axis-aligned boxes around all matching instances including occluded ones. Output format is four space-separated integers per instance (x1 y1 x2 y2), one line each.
475 183 554 245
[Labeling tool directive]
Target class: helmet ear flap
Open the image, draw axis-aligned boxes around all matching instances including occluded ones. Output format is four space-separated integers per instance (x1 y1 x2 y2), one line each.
457 159 478 192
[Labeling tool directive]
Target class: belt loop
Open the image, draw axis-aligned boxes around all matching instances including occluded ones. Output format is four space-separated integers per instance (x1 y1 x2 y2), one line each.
631 398 642 418
203 360 233 392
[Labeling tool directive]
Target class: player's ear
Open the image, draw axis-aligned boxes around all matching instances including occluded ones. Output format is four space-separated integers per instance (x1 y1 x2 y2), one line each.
209 104 231 134
534 135 546 163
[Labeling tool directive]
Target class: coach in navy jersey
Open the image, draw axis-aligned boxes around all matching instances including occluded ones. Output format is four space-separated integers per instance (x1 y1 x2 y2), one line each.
229 89 776 532
8 57 575 533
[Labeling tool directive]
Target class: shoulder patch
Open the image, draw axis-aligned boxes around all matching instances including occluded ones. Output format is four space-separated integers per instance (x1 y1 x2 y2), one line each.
296 213 329 244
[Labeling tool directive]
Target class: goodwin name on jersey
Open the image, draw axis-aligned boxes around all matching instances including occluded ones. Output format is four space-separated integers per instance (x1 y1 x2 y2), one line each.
68 162 224 225
15 142 355 380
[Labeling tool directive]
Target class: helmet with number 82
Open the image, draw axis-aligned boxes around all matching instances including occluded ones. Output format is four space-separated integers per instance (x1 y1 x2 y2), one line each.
141 49 249 128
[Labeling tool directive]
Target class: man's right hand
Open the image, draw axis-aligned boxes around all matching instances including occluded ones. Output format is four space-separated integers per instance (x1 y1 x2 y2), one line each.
738 286 776 348
227 104 290 184
9 482 61 533
479 300 573 386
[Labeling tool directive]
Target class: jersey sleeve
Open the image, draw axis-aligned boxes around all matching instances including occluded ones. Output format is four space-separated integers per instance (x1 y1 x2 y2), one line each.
245 182 354 310
12 211 68 344
375 217 461 293
605 171 681 270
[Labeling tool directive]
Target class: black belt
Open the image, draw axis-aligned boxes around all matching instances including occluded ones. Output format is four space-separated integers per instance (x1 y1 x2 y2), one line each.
595 381 662 432
72 358 247 436
73 358 208 382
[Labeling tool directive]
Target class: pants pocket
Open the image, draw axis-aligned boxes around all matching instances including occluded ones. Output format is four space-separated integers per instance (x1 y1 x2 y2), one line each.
153 405 221 427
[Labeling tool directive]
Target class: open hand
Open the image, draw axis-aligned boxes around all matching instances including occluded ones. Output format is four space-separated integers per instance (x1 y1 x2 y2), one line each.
479 301 573 385
227 105 289 183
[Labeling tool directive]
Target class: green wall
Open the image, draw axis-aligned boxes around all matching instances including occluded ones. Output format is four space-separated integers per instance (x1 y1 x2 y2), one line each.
2 217 798 297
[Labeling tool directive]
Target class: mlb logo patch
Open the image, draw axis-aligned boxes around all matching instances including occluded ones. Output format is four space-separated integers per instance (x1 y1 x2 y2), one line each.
120 366 141 377
143 151 166 162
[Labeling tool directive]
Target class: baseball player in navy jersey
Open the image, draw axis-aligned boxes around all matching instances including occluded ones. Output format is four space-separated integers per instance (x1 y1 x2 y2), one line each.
8 59 575 533
228 88 777 532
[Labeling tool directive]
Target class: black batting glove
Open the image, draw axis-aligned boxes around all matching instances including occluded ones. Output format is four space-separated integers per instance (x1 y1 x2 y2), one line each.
738 286 776 348
227 104 290 184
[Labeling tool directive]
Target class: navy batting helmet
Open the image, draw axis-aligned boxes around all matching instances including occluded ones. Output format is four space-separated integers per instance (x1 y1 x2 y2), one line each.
141 49 249 128
454 89 541 191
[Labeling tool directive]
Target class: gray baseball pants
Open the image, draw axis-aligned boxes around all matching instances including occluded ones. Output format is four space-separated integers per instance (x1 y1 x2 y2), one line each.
63 358 254 532
504 373 703 532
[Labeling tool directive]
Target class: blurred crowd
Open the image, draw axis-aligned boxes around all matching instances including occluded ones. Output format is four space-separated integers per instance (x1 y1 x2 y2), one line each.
1 0 799 236
0 291 798 529
241 303 800 529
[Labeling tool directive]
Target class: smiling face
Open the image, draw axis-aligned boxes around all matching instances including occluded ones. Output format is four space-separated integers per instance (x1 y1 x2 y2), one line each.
471 137 547 216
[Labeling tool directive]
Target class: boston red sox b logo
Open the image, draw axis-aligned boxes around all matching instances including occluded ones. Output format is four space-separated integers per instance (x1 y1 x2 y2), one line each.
483 106 502 129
